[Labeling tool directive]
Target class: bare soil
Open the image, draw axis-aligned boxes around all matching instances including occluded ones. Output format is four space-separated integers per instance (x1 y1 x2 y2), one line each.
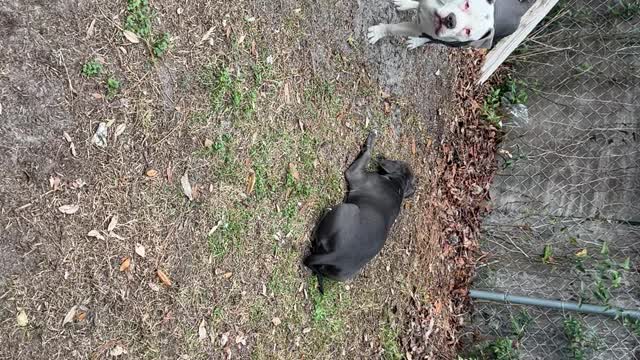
0 0 496 359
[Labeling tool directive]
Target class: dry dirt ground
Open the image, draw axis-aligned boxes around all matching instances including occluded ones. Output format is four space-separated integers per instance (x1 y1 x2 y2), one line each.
0 0 497 359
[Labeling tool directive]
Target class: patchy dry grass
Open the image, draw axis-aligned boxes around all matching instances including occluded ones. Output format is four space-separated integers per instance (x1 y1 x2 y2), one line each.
0 0 496 359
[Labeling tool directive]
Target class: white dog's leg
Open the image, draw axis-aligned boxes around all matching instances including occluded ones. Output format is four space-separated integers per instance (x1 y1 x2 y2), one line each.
407 36 430 49
367 24 387 44
394 0 419 11
367 22 423 44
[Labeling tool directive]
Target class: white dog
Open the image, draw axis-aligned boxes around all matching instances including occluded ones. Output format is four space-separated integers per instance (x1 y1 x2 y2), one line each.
368 0 497 49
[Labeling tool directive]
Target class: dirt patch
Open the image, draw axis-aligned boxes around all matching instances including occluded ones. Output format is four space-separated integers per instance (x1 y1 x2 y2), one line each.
0 0 497 359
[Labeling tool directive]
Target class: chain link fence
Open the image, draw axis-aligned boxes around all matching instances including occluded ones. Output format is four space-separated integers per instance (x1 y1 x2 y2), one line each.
465 0 640 358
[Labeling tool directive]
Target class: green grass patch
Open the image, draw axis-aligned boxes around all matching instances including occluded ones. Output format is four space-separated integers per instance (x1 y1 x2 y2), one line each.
207 207 252 258
200 56 273 119
380 321 403 360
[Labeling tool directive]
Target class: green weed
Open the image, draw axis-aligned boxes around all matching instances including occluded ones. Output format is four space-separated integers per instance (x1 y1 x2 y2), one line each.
125 0 152 38
542 244 554 264
106 77 120 98
623 317 640 337
481 77 528 128
610 1 640 20
152 32 170 58
510 310 533 338
81 60 102 77
563 316 597 360
576 241 632 305
488 338 519 360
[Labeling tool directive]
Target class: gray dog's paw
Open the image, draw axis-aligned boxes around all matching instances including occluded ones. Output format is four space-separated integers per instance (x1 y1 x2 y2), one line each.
365 130 377 148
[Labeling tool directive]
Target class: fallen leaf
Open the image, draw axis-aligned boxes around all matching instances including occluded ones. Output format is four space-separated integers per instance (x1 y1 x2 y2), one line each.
58 204 80 214
235 334 247 346
198 319 207 340
204 139 214 148
107 215 118 232
283 82 291 104
576 249 588 258
86 18 96 38
91 122 108 148
302 327 311 334
149 282 160 292
16 309 28 327
223 272 233 279
63 305 77 326
288 163 300 181
135 243 146 258
123 30 140 44
75 309 87 322
49 176 61 191
145 169 158 178
272 317 281 326
119 257 131 272
109 232 125 240
220 332 229 347
87 230 105 241
246 170 256 194
157 269 172 287
114 123 126 140
200 26 215 45
71 178 86 189
109 345 127 357
181 171 193 201
208 220 223 236
166 165 173 182
384 101 391 115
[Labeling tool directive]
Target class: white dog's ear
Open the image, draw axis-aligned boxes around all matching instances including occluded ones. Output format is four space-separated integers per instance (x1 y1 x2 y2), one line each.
470 28 495 49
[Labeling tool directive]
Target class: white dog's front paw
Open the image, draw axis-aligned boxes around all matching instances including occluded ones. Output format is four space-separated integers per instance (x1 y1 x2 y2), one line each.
407 36 429 49
394 0 419 11
367 24 387 44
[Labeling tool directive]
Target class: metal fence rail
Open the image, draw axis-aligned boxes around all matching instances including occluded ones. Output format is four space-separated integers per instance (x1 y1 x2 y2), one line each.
467 0 640 358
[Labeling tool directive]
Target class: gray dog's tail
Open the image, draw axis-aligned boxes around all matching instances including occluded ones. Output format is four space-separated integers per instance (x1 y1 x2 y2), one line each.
303 254 334 295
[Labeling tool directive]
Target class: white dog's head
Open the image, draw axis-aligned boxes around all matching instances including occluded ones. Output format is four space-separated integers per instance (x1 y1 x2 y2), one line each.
420 0 495 48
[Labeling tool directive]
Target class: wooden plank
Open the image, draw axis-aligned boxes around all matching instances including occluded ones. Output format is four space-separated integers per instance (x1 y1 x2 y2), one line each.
478 0 560 84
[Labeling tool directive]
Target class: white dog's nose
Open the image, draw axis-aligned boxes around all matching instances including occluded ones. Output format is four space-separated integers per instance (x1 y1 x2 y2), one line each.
443 13 456 29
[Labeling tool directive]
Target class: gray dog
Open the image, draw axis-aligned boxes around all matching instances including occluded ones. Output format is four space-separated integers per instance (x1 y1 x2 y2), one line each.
304 131 415 293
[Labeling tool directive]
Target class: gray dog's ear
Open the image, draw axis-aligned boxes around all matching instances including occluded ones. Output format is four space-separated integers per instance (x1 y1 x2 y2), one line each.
470 28 495 49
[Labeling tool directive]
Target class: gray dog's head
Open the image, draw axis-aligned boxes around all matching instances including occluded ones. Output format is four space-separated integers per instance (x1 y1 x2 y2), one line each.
378 159 416 198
